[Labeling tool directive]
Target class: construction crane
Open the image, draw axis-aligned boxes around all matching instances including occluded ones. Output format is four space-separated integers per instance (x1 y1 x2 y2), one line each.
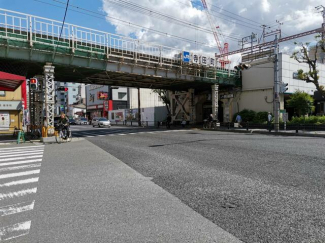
201 0 230 68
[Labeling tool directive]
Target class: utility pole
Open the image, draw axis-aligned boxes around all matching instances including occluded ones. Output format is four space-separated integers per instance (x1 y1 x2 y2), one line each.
273 35 280 132
138 87 141 126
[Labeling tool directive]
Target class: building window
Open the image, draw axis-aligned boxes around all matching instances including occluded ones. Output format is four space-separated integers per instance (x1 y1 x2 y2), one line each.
158 96 162 102
118 92 127 99
61 99 64 102
73 95 76 98
73 88 76 91
0 91 5 96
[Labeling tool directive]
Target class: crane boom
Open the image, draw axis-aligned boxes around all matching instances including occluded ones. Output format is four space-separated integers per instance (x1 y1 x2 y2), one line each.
201 0 223 55
201 0 229 67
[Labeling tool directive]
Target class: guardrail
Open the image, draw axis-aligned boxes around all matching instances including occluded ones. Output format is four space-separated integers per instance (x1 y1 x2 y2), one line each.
0 8 239 81
218 122 325 132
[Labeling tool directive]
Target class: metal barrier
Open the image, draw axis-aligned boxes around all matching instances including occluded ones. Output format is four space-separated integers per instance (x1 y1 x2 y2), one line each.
0 8 239 80
217 122 325 132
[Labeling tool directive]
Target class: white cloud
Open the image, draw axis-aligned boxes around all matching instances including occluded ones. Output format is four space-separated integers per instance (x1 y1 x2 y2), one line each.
101 0 325 65
261 0 271 12
239 8 247 14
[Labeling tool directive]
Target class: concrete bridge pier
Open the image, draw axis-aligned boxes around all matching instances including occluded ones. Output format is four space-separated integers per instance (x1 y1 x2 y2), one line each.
211 84 219 121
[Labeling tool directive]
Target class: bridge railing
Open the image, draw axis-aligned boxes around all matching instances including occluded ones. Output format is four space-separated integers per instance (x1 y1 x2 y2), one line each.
0 8 239 80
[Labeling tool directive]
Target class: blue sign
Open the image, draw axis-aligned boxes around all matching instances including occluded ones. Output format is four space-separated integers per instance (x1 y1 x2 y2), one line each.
183 51 190 63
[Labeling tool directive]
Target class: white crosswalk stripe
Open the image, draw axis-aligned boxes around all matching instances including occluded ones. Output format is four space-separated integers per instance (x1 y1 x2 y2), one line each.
0 145 44 241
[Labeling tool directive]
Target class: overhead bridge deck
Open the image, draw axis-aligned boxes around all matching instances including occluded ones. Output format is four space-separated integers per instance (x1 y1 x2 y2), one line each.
0 8 240 90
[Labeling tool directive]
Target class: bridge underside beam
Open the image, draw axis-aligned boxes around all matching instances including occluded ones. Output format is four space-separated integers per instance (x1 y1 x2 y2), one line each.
0 46 240 91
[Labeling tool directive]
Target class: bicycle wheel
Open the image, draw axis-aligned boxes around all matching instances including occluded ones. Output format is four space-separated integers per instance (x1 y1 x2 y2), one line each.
55 131 63 144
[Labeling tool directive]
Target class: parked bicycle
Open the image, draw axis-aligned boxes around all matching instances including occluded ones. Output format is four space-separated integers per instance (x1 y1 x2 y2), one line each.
203 119 218 129
55 123 72 143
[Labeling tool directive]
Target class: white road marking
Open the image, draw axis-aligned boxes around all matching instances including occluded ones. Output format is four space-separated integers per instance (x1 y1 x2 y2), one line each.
86 136 95 138
0 145 44 151
0 152 43 159
0 221 31 241
0 159 42 167
108 134 115 136
0 155 43 162
129 133 137 135
0 188 37 201
118 134 126 136
98 135 106 137
0 178 39 188
0 163 41 172
0 169 40 180
0 150 44 156
0 201 35 216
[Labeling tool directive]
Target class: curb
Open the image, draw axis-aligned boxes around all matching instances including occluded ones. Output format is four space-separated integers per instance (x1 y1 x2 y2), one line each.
201 128 325 138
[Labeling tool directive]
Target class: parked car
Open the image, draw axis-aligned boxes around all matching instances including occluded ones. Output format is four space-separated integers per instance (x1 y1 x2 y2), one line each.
92 117 111 128
76 117 88 125
69 118 76 125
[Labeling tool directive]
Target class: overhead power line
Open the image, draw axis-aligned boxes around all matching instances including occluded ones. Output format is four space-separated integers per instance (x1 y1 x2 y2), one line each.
53 0 70 60
33 0 222 49
103 0 242 41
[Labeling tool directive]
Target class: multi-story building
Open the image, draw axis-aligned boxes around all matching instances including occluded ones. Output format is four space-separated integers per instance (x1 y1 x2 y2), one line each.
218 53 325 121
86 85 129 119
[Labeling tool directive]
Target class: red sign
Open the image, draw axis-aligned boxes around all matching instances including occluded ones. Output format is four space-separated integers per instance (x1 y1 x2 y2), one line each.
97 91 108 100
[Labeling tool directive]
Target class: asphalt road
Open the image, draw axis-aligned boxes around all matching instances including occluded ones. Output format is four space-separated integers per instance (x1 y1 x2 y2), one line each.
87 129 325 243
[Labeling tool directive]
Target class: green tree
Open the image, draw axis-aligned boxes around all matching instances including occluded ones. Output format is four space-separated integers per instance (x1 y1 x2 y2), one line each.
291 36 325 96
287 91 314 117
152 89 170 113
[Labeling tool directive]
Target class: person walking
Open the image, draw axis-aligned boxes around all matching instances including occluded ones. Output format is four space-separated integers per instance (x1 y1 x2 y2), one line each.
166 114 172 129
267 112 272 132
235 114 242 128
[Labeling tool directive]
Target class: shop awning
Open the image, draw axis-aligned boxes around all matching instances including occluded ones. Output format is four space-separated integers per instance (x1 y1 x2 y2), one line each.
0 71 25 91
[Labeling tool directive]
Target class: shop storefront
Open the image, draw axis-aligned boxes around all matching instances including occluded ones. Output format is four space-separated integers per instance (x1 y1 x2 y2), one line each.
0 100 23 133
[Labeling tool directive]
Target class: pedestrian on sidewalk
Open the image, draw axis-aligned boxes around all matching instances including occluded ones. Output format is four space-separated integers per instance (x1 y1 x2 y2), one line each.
267 112 272 132
235 114 242 128
166 114 172 129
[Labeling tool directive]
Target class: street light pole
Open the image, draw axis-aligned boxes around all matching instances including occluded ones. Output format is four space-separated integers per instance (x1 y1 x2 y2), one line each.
274 35 280 132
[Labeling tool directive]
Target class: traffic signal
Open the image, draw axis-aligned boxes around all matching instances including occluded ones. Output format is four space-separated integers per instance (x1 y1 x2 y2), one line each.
29 78 38 91
234 63 251 71
280 82 289 93
57 86 68 92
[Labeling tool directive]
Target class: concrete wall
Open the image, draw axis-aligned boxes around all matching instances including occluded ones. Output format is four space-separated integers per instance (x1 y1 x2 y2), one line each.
129 88 165 109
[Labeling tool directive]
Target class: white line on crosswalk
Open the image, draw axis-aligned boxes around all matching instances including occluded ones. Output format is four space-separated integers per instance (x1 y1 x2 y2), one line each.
0 178 39 188
0 221 31 241
86 136 95 138
0 149 44 156
118 134 126 136
98 135 106 136
0 201 35 217
0 188 37 201
0 169 40 180
0 163 41 173
0 145 44 151
0 159 42 167
0 152 43 159
0 155 43 162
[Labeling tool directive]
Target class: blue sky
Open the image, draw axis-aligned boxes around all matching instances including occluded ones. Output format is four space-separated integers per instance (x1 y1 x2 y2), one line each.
0 0 116 33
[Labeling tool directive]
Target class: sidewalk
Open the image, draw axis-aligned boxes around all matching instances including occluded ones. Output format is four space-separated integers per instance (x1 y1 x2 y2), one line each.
31 139 242 243
208 127 325 138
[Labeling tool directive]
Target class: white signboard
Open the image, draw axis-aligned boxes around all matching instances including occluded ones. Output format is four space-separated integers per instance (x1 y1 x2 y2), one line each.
0 112 10 131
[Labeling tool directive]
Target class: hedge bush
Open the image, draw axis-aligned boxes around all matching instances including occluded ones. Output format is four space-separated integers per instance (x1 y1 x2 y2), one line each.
288 116 325 125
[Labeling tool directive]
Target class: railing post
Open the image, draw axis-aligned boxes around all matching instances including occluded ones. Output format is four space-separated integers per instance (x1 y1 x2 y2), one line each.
296 124 299 133
246 122 249 131
29 16 33 47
